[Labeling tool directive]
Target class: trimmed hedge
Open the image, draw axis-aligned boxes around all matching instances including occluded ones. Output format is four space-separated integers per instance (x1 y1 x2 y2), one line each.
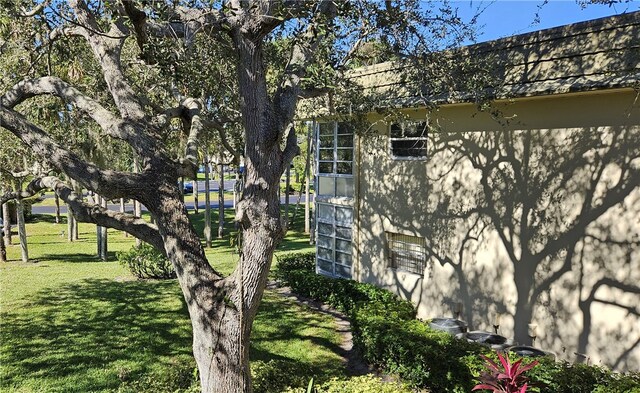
275 251 640 393
275 251 485 392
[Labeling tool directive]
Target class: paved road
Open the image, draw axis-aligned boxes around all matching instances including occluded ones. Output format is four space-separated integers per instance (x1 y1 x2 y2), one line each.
31 193 310 215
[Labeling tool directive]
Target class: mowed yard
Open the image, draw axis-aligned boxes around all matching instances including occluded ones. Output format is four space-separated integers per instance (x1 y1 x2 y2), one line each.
0 211 344 392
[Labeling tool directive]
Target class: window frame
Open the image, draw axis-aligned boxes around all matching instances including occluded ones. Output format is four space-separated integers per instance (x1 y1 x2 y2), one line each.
388 121 428 161
386 232 428 276
316 121 355 199
316 202 353 279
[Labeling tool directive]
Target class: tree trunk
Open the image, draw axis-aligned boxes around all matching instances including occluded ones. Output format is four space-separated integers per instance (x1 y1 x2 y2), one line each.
284 166 290 227
233 170 239 210
144 179 268 392
179 178 185 204
16 198 28 263
133 155 142 247
134 198 142 247
96 194 102 257
54 193 60 224
204 154 212 247
193 179 199 214
2 201 10 246
100 196 108 260
218 161 224 239
72 181 81 240
67 207 74 242
304 125 312 234
120 198 129 237
0 232 6 262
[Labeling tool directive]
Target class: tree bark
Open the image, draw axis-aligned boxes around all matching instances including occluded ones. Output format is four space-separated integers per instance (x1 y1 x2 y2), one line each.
0 231 6 262
284 166 290 227
16 198 28 263
193 179 199 214
134 199 142 247
96 194 103 257
100 196 108 260
204 154 212 247
54 193 60 224
304 125 312 234
67 207 74 242
2 201 10 246
72 181 81 240
120 198 129 237
133 155 142 247
218 161 224 239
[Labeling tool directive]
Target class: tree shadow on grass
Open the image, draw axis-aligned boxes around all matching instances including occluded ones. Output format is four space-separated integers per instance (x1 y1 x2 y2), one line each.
1 279 346 392
36 252 112 263
0 278 193 392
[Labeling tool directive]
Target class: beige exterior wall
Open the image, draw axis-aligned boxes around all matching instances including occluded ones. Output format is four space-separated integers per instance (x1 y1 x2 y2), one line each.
353 88 640 371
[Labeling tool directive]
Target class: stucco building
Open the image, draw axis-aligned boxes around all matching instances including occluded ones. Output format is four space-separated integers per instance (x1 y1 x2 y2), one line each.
304 12 640 370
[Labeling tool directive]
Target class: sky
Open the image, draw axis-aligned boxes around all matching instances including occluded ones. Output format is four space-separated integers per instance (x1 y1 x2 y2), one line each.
450 0 640 43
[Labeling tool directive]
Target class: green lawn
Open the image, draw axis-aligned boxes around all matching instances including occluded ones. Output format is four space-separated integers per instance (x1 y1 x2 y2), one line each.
0 212 335 393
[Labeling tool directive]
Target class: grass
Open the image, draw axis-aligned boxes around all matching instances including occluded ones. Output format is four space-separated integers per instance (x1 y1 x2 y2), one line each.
0 210 336 393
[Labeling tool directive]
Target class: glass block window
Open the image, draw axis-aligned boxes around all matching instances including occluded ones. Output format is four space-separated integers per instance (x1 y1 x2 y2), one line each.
316 202 353 279
389 121 428 159
317 122 354 198
386 232 428 275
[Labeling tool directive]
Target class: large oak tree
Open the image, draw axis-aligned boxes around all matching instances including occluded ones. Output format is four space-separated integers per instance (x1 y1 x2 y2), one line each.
0 1 477 391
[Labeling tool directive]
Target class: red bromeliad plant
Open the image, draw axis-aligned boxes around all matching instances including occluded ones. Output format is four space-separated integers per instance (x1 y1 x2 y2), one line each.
473 352 539 393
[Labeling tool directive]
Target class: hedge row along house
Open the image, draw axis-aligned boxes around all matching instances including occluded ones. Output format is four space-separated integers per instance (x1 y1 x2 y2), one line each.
300 11 640 371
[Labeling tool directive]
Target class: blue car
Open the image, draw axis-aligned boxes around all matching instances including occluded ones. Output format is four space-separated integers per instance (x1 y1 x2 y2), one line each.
183 183 194 194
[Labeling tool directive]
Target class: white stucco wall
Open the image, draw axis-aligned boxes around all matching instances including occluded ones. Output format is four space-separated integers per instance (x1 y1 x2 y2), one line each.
353 88 640 370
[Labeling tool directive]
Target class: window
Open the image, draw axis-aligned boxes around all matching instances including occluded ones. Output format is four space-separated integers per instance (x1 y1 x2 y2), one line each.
317 122 354 197
316 203 353 279
386 232 428 275
389 121 428 159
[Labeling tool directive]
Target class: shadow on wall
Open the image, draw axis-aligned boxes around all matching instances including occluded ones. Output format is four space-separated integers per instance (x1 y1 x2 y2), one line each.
357 125 640 371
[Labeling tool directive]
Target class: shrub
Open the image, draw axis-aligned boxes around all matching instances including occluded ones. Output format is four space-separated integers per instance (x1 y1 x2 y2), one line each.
276 252 640 393
284 375 414 393
274 251 316 279
527 358 640 393
252 359 317 393
473 352 538 392
117 244 176 279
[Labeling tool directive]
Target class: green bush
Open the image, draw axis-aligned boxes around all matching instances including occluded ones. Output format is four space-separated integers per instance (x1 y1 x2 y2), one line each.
284 375 413 393
276 252 479 391
117 244 176 279
276 252 640 393
275 251 316 279
252 359 318 393
526 358 640 393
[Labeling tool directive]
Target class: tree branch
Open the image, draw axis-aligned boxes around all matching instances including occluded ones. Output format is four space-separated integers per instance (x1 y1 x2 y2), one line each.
0 105 143 200
272 1 337 134
19 0 51 18
120 0 227 52
202 118 241 163
69 0 146 121
1 77 158 155
176 98 203 178
281 123 300 173
0 176 164 251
